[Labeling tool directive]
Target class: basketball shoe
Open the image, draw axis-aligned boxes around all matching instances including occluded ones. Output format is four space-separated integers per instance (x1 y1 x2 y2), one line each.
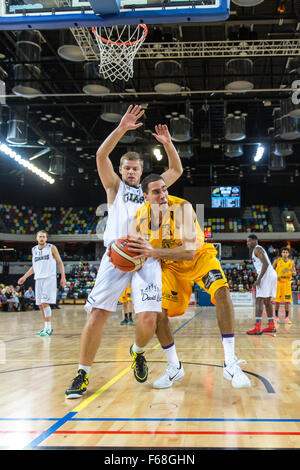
246 323 262 335
285 317 292 324
223 357 251 388
65 369 89 399
262 322 276 333
129 345 148 383
153 362 184 389
40 328 53 336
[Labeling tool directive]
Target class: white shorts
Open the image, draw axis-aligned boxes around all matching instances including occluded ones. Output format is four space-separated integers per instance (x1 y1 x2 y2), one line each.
84 251 162 315
35 276 57 305
256 266 277 299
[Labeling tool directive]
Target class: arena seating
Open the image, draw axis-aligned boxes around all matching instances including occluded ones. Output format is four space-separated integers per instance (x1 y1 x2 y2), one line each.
205 205 273 233
0 204 99 235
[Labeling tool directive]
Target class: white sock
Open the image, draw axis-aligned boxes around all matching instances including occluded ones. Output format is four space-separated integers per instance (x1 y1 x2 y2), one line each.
133 343 144 353
162 342 180 368
78 364 90 375
45 321 51 330
222 334 235 365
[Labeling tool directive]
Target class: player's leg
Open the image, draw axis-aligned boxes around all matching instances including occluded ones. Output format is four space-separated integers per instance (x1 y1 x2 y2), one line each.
247 296 264 335
153 308 184 389
261 297 276 333
195 250 251 389
152 266 185 388
285 301 292 323
129 258 162 384
274 302 280 322
65 252 130 398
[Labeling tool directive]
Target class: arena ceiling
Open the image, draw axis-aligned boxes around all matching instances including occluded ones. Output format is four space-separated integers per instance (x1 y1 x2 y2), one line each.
0 0 300 194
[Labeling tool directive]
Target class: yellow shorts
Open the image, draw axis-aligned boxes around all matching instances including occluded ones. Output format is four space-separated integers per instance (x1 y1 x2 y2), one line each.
162 243 228 317
118 285 132 303
274 281 292 303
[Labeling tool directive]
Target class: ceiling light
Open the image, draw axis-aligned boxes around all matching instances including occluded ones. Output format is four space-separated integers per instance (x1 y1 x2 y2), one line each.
0 142 55 184
254 144 264 162
153 148 163 161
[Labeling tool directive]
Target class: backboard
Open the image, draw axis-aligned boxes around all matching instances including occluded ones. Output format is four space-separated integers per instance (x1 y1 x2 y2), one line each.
0 0 230 31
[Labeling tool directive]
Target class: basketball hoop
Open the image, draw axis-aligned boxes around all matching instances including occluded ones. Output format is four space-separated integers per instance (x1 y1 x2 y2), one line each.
92 24 148 82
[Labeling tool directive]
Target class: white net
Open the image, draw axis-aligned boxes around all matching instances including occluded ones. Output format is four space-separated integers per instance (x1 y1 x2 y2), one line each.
92 24 148 82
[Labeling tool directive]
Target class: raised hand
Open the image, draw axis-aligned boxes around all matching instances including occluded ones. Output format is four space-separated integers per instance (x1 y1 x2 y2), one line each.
152 124 172 145
119 105 145 131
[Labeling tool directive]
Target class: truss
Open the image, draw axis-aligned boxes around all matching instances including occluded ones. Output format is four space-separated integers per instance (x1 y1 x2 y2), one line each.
71 29 300 61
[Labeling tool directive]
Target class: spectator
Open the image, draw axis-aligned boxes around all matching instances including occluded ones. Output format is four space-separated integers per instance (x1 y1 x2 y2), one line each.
1 289 8 311
24 286 36 310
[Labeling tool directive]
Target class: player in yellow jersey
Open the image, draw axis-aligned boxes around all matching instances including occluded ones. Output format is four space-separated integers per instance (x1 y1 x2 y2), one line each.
129 174 251 389
273 247 296 324
119 285 134 325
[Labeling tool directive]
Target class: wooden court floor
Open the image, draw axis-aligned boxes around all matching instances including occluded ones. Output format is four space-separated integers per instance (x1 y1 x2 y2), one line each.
0 302 300 451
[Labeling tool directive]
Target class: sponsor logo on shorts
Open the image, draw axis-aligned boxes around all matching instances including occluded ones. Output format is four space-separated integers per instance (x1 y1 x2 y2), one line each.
162 290 179 302
140 283 162 302
202 269 224 290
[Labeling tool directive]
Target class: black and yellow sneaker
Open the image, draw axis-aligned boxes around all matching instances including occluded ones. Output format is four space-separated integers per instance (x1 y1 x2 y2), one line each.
129 344 148 383
65 369 89 399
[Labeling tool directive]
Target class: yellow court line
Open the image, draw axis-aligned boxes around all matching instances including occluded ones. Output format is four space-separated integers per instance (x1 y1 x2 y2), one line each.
72 365 132 413
70 339 164 414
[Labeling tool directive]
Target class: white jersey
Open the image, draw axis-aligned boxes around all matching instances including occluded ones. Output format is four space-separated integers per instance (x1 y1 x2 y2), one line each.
103 180 144 247
32 243 56 280
252 244 277 298
252 244 271 276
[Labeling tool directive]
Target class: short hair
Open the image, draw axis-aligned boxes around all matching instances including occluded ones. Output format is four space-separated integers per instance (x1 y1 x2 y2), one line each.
141 173 165 194
119 151 143 169
281 247 290 253
247 234 258 240
36 230 48 237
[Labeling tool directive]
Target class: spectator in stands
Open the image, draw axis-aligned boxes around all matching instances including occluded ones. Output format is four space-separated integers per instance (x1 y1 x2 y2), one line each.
24 286 36 310
6 285 19 311
1 289 8 311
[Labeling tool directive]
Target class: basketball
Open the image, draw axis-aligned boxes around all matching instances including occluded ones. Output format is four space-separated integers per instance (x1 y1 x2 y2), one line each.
110 237 146 272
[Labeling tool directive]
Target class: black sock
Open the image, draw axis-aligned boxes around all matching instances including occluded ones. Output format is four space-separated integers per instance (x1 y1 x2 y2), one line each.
275 310 279 317
285 311 289 318
128 312 132 320
124 314 128 320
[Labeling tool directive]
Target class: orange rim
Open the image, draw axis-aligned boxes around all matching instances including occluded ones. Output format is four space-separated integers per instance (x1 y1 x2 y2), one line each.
92 24 148 47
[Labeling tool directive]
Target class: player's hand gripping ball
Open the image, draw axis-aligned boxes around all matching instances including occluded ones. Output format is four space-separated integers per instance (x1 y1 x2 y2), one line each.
110 237 146 272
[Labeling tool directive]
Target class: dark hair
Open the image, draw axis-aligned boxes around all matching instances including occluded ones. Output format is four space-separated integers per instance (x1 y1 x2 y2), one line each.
281 247 290 253
141 173 165 194
247 234 258 240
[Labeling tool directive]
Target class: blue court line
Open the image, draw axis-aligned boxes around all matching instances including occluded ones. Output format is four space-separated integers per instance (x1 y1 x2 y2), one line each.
1 417 300 424
24 412 77 449
24 309 203 449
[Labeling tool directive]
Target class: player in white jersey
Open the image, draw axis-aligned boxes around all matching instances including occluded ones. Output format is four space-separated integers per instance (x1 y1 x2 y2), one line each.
65 104 183 398
246 234 278 335
17 230 66 336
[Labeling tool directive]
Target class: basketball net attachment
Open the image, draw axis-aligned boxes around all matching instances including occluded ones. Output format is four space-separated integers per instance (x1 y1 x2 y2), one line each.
92 24 148 82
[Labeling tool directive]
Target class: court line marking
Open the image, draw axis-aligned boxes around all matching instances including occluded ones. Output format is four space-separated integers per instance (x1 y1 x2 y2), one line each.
21 308 272 448
24 310 203 449
2 417 300 422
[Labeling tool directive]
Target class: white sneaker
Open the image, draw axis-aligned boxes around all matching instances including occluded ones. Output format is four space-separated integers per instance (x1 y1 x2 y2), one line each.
223 357 251 389
153 362 184 389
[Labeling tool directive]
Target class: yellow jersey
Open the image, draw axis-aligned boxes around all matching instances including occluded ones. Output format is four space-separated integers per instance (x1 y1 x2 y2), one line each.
275 257 294 281
136 195 204 256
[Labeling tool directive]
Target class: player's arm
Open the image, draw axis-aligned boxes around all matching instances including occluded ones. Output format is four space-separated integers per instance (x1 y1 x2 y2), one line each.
129 203 197 261
17 266 34 285
96 105 145 194
152 124 183 188
254 246 270 285
51 245 66 287
272 258 278 269
291 261 296 276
